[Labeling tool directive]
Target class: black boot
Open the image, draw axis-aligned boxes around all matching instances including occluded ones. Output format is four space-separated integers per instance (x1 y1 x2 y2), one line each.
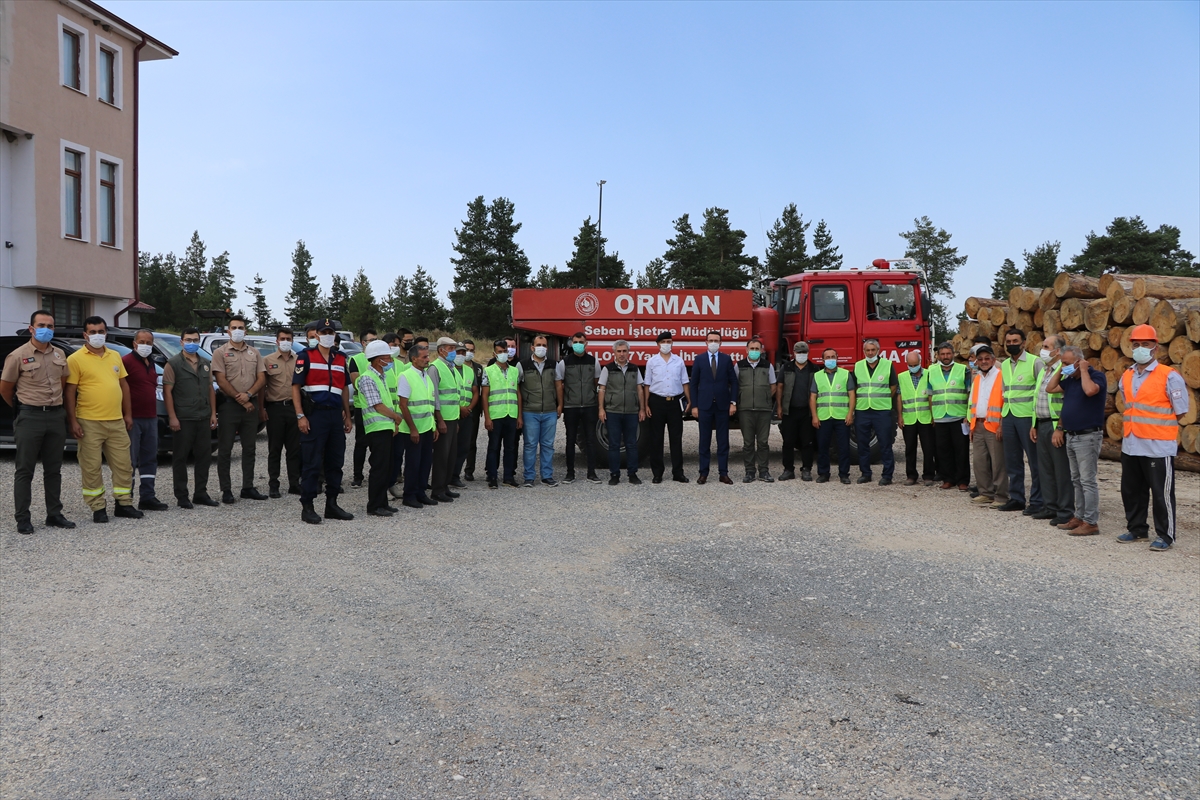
324 497 354 521
301 503 322 524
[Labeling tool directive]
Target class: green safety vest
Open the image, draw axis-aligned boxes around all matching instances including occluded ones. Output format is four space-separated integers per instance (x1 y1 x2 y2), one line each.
349 352 370 409
1040 362 1064 421
854 359 893 411
485 363 519 419
1001 355 1040 418
431 358 462 421
358 369 397 434
399 369 435 434
928 362 969 420
458 365 474 408
898 370 933 425
384 364 401 407
813 369 850 421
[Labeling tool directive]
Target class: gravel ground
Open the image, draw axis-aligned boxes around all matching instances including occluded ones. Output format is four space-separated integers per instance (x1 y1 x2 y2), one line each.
1 422 1197 799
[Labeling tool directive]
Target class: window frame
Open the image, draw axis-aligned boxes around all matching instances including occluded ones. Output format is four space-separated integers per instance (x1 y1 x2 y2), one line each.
61 141 90 242
810 284 850 323
58 16 89 95
96 152 123 249
785 287 801 315
95 35 123 108
41 293 89 327
868 282 917 322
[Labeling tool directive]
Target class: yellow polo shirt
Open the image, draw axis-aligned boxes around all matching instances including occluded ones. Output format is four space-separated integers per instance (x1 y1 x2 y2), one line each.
67 347 128 421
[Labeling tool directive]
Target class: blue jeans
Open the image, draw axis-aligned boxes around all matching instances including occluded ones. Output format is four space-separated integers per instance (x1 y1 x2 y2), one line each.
523 411 557 480
1066 430 1102 524
1001 415 1041 508
129 416 158 501
816 419 851 478
855 409 895 479
606 412 639 477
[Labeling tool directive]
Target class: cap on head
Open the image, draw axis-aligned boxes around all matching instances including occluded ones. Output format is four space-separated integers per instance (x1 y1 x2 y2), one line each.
309 318 336 333
1129 324 1158 342
975 345 994 356
656 331 673 343
436 336 458 348
793 342 809 353
364 340 392 360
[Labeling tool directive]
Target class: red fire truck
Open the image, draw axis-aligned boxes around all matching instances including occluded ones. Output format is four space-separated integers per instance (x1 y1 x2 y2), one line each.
509 259 934 459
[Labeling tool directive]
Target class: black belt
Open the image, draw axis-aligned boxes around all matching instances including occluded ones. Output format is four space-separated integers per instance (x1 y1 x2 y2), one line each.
17 404 63 412
1066 427 1102 436
266 400 293 407
1036 417 1056 424
651 393 681 402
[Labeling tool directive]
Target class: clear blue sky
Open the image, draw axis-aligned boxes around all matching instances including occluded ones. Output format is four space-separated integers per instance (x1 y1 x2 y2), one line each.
108 0 1200 320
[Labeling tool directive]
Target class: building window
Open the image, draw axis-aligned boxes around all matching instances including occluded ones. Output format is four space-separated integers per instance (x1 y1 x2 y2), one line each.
59 17 88 94
64 150 83 239
96 36 123 107
99 161 117 246
43 294 88 327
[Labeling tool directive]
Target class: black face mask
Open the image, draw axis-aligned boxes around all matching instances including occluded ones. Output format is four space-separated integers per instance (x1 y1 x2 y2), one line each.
1006 344 1023 357
401 340 414 350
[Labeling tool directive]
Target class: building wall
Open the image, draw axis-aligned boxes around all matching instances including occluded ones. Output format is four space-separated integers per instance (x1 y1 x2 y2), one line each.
0 0 142 333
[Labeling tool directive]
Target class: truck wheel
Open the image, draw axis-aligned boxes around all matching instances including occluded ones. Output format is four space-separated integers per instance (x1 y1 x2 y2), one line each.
847 424 882 465
592 417 647 470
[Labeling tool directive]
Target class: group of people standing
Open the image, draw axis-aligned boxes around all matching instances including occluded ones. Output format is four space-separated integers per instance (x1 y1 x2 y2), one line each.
1 311 1188 552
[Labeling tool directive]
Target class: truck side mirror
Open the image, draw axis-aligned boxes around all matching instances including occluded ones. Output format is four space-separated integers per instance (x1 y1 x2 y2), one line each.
920 296 932 321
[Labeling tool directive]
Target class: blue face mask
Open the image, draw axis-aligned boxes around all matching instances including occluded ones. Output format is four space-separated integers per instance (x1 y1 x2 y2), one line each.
1060 364 1076 377
32 327 54 343
183 342 200 355
908 364 921 374
747 350 761 361
824 359 838 370
572 342 586 355
382 362 393 373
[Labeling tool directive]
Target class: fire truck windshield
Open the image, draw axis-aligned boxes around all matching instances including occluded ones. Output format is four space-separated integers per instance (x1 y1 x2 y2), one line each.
869 284 916 321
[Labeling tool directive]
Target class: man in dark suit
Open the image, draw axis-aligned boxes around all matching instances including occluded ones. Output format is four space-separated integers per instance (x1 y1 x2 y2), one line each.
690 330 739 484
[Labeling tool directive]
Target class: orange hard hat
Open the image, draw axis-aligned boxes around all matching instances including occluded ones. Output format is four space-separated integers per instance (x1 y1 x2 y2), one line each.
1129 324 1158 341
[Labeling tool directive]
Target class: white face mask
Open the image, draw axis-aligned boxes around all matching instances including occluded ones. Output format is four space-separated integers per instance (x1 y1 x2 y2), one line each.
318 334 336 349
534 346 548 358
307 338 318 348
136 344 153 358
464 351 474 362
707 342 720 354
1039 348 1051 360
866 355 879 364
230 329 246 343
495 352 509 364
87 333 106 349
507 347 517 359
279 340 292 352
390 346 402 359
454 354 466 367
659 343 672 355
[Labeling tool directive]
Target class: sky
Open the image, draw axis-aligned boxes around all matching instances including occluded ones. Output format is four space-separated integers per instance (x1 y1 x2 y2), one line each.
108 0 1200 320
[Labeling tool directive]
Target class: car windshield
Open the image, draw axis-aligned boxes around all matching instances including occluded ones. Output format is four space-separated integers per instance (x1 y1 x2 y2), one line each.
340 342 363 355
156 333 211 360
249 340 276 357
871 284 916 321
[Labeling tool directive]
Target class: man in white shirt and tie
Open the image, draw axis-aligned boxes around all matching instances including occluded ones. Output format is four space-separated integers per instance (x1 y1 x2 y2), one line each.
643 331 690 484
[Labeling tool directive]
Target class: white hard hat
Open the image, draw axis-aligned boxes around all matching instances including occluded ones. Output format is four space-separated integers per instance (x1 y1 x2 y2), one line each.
364 340 392 360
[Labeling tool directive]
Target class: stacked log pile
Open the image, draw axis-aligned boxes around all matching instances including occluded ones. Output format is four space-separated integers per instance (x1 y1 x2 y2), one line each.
956 273 1200 471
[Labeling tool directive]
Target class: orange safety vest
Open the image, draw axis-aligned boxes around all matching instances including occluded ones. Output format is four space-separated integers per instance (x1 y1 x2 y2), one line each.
967 371 1004 434
1121 366 1178 441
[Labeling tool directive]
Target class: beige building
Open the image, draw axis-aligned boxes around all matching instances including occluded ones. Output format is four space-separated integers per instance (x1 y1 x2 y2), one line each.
0 0 174 333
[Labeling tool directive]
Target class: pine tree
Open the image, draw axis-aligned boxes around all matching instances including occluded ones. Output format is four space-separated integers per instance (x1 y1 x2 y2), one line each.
534 264 556 288
899 216 967 345
327 274 350 326
663 213 704 288
380 275 410 333
343 268 379 336
809 219 843 271
1021 241 1060 288
990 258 1021 300
139 251 180 330
637 257 669 289
284 240 323 326
199 250 237 312
764 203 811 280
1070 216 1199 277
449 196 531 336
554 216 630 288
408 266 448 331
245 273 274 331
177 231 209 322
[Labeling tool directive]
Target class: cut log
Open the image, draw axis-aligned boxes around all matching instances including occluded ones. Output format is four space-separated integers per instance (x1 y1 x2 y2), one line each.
1084 299 1112 333
1087 356 1102 372
997 323 1010 343
1149 298 1200 343
1013 310 1033 333
1105 412 1124 440
1100 346 1120 371
1102 275 1137 303
1131 297 1158 325
1053 273 1103 299
1026 330 1044 353
1038 287 1059 311
1178 389 1198 427
989 306 1007 326
1009 286 1040 311
1182 425 1199 455
1100 436 1200 472
1111 295 1134 324
1088 331 1107 352
1168 335 1196 365
1188 309 1200 343
1043 309 1061 337
1104 394 1116 416
1181 350 1200 389
1132 274 1200 301
1058 298 1096 330
958 319 978 338
963 296 1007 318
1107 370 1123 396
977 318 996 339
1107 327 1125 348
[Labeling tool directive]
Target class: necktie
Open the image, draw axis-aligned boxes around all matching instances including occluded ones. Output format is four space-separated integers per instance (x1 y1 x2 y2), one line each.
711 354 717 377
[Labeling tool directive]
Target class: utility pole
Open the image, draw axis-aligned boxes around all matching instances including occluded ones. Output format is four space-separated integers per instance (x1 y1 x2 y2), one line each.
594 180 606 288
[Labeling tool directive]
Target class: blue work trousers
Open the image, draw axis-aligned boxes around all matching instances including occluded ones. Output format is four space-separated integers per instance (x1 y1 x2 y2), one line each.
606 412 640 477
300 407 344 504
1001 414 1042 508
855 409 895 479
523 411 557 481
816 419 851 478
403 429 435 502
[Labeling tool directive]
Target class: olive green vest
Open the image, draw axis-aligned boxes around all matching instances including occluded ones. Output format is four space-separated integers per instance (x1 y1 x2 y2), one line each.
431 358 461 421
485 363 519 419
166 353 212 421
562 354 598 408
737 361 773 411
603 364 640 415
814 369 850 421
898 370 933 425
520 358 558 414
359 369 396 434
854 359 893 411
399 370 435 434
928 362 969 420
1001 355 1040 418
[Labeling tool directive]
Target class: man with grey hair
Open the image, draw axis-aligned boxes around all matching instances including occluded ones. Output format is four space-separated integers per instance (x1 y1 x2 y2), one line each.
853 338 898 485
122 328 168 510
1030 334 1074 525
1045 344 1107 536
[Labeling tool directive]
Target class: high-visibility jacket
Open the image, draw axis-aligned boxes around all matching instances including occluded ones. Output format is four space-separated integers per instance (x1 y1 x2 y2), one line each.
898 370 933 425
1001 355 1039 418
1040 362 1063 420
968 371 1004 433
854 359 893 411
431 358 462 421
1121 365 1178 441
485 363 519 419
358 369 397 434
349 352 370 409
458 365 475 408
814 369 850 421
399 369 436 434
928 362 969 420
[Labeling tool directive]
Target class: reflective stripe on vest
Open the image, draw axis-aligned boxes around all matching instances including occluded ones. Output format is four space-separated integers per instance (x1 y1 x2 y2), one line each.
458 366 473 407
814 369 850 421
399 370 435 434
1001 356 1038 418
349 353 370 409
359 369 396 434
385 365 400 405
898 370 932 425
432 359 461 421
928 362 969 420
968 372 1004 433
854 360 892 411
485 363 519 419
1121 366 1179 441
1040 362 1063 420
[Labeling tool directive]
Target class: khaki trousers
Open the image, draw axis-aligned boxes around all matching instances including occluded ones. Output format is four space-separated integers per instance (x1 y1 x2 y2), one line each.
78 418 134 510
971 425 1008 502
